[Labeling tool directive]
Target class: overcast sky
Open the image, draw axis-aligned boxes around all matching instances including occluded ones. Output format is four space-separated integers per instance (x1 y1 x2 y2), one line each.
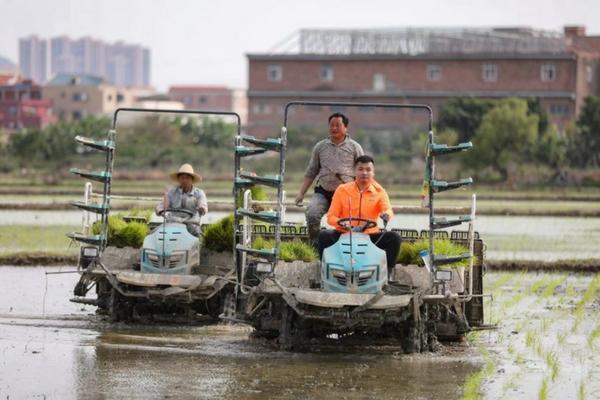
2 0 600 91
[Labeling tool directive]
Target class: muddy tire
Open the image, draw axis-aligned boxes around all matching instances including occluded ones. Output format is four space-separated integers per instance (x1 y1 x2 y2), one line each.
108 288 134 322
278 305 308 351
206 294 223 322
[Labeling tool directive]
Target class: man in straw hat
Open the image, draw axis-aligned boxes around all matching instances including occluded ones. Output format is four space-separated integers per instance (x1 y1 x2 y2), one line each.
155 163 207 236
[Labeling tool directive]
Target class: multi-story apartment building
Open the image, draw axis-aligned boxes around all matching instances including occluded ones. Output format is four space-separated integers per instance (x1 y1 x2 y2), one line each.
18 36 47 84
247 26 600 137
0 80 56 130
42 73 153 121
0 55 21 85
19 36 151 87
168 85 248 125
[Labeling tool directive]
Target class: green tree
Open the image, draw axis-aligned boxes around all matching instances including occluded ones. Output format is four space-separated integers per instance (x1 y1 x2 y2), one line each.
567 96 600 167
436 97 495 143
464 98 539 181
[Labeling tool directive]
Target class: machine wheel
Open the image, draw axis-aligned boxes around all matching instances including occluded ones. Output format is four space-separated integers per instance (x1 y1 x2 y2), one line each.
206 294 223 322
402 306 430 353
278 305 308 351
108 287 134 322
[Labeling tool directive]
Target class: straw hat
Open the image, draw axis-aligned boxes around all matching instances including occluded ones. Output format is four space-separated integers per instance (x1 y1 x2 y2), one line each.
170 163 201 183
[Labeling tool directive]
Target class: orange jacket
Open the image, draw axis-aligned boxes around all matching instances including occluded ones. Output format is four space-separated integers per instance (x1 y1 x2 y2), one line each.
327 180 394 234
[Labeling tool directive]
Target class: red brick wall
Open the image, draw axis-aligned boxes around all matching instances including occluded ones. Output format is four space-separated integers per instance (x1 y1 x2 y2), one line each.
247 55 586 136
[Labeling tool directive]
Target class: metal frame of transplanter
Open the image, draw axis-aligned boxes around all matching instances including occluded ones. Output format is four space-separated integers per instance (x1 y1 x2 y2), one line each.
68 107 241 259
279 101 478 300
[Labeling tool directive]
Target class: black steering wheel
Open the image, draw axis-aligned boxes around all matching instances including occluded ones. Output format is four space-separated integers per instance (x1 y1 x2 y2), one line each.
337 217 377 233
159 207 196 217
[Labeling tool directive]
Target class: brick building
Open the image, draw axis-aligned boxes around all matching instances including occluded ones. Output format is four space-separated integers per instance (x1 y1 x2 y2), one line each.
168 85 248 125
247 26 600 137
0 80 56 130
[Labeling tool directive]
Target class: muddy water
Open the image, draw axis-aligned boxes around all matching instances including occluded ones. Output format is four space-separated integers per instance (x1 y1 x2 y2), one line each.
0 266 480 399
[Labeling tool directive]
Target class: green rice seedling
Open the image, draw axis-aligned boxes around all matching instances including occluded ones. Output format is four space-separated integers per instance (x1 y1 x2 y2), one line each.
111 221 149 248
525 330 537 349
203 214 234 252
530 275 551 295
397 238 473 268
253 237 317 262
514 353 525 365
587 323 600 348
90 214 149 248
283 239 318 262
503 292 526 310
545 351 560 382
540 318 551 334
462 352 495 400
540 276 567 299
556 332 567 347
538 378 548 400
488 273 514 293
578 381 585 400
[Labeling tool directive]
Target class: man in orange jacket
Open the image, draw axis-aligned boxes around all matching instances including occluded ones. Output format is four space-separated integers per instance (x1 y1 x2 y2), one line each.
318 155 401 278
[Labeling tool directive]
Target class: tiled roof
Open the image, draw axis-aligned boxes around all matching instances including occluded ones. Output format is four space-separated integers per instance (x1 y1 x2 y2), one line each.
46 73 104 86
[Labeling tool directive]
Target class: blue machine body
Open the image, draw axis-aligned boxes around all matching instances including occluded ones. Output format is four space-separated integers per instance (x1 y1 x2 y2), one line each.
321 232 387 294
140 222 200 275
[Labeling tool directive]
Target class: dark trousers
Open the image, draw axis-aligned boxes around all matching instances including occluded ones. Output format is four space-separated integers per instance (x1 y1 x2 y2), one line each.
318 229 401 272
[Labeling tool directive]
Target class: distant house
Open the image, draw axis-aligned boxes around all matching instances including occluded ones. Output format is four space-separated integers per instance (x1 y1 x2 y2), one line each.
168 85 247 125
247 25 600 136
42 73 153 121
0 79 56 131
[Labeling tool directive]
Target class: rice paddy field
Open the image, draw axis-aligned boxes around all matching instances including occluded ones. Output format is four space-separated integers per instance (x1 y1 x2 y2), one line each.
0 180 599 399
472 271 600 400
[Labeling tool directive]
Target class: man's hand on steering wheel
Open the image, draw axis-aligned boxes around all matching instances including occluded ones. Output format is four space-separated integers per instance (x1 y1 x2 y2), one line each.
159 207 196 217
337 217 378 233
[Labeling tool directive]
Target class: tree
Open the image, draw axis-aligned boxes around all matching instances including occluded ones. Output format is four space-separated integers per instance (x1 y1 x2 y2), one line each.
464 98 539 181
436 97 495 143
567 96 600 167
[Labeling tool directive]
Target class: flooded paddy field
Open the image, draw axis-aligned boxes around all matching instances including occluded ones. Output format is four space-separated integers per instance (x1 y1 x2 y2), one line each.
0 266 479 399
2 210 599 261
0 267 598 399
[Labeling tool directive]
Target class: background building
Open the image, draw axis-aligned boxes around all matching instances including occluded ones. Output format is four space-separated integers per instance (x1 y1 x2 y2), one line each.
247 25 600 136
168 85 248 125
19 35 151 86
18 36 47 84
0 55 22 85
42 73 153 121
0 80 56 130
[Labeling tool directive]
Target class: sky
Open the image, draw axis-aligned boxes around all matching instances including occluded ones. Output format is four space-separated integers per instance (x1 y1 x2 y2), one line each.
2 0 600 91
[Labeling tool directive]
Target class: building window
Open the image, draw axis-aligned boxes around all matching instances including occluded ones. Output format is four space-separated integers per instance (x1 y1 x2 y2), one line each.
107 94 112 101
116 93 125 102
373 73 386 91
72 92 88 102
8 106 17 116
427 64 442 81
72 110 84 120
252 103 271 114
199 96 207 104
482 63 497 82
267 65 282 82
549 104 569 115
320 64 333 81
541 63 556 81
586 65 593 83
